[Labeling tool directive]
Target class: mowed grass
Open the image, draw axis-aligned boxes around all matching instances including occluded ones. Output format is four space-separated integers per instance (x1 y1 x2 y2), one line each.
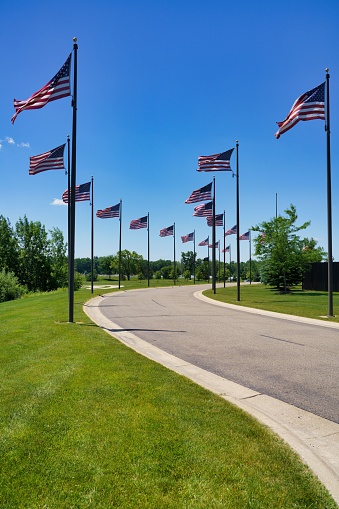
205 283 339 321
0 287 337 508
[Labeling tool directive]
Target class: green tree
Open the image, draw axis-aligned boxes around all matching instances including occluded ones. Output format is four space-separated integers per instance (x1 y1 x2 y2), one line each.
98 255 115 278
196 259 209 281
0 216 18 274
75 257 92 274
149 259 171 272
252 205 326 291
49 227 68 289
113 250 143 280
181 251 196 276
15 216 52 292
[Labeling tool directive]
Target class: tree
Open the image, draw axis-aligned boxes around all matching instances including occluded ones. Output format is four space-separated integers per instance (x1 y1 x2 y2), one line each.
75 257 92 274
196 259 209 281
49 227 68 289
112 250 143 280
99 255 115 278
0 216 18 274
181 251 196 277
15 216 52 292
252 205 326 291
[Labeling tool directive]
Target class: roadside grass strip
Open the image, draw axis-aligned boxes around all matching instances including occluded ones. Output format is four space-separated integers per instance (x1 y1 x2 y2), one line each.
205 284 339 322
0 288 337 508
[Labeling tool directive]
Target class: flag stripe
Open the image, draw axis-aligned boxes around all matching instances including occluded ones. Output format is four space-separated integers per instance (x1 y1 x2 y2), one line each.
225 225 237 236
207 214 223 227
181 232 194 243
29 144 65 175
185 182 212 204
160 225 174 237
130 216 148 229
62 182 91 203
275 82 325 138
197 148 234 172
198 237 209 246
193 201 213 217
96 203 120 218
12 54 72 123
239 231 250 240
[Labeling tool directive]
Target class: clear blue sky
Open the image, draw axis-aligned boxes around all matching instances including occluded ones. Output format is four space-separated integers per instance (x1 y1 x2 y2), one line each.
1 0 338 263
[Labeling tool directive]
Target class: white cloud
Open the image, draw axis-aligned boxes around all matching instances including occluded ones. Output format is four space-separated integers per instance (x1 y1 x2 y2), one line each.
0 137 29 148
51 198 67 206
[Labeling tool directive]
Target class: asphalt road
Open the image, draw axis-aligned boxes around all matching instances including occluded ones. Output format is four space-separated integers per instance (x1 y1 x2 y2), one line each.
96 284 339 424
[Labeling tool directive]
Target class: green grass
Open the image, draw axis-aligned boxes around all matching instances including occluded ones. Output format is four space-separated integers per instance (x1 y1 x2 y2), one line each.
204 283 339 322
0 288 337 508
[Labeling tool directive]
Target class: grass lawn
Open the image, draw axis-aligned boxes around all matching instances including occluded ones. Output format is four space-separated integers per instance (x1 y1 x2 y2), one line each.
204 283 339 322
0 286 337 508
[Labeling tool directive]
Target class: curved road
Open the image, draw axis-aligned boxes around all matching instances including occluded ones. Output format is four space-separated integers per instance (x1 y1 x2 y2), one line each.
90 284 339 424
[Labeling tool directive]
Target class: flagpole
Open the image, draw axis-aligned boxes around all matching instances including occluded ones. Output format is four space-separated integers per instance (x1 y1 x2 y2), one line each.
325 69 334 316
212 176 216 294
236 140 240 301
147 212 150 287
249 230 252 285
218 241 220 283
118 199 122 289
193 230 196 285
67 135 71 306
91 176 94 294
69 37 78 323
173 222 176 285
207 238 210 283
223 210 226 288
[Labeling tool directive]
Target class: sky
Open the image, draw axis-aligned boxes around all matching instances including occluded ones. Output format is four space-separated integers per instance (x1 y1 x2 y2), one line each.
1 0 339 263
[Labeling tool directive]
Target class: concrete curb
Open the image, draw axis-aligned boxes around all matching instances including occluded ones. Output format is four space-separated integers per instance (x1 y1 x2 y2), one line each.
83 293 339 505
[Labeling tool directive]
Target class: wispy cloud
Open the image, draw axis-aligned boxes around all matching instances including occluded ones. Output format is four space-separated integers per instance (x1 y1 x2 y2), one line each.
0 136 29 149
51 198 67 206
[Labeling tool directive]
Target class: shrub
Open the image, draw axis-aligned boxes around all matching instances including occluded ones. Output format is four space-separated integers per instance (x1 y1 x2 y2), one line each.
0 269 26 302
74 272 84 290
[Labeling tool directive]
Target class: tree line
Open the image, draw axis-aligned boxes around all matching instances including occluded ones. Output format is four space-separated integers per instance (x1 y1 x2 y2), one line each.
75 250 262 283
0 215 68 302
0 205 326 303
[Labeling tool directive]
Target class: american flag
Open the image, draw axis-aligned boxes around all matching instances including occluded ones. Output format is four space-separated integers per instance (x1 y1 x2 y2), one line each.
198 237 209 246
222 245 230 253
193 201 213 217
239 231 250 241
12 54 72 124
130 216 148 229
197 148 234 172
185 182 212 204
207 214 223 227
275 82 325 139
62 182 91 203
159 225 174 237
96 203 120 219
181 232 194 243
29 144 65 175
225 224 237 236
209 241 219 248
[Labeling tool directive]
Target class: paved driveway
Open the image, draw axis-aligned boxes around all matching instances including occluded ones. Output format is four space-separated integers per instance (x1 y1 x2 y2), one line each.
92 285 339 424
